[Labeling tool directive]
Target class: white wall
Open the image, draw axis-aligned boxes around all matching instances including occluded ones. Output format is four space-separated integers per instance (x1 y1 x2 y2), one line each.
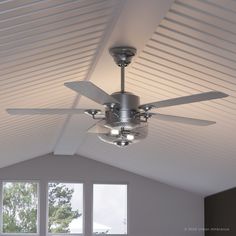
0 154 204 236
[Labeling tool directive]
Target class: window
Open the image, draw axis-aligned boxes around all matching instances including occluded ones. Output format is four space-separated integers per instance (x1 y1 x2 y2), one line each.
0 182 127 235
47 183 83 235
93 184 127 235
1 181 39 234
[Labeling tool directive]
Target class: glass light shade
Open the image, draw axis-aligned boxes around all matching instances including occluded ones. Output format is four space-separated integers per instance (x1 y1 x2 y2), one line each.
98 123 148 147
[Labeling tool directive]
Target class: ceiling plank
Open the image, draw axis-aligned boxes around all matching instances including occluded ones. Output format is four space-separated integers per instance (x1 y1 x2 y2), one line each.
54 0 175 155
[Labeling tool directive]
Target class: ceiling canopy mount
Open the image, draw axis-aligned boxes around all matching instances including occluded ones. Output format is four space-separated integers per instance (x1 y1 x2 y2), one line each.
109 46 136 67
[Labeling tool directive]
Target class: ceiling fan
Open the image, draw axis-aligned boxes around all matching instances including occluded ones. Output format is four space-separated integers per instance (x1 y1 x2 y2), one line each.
7 46 228 147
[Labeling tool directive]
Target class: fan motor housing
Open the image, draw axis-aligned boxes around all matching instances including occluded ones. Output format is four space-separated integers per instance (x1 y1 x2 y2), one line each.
105 92 140 128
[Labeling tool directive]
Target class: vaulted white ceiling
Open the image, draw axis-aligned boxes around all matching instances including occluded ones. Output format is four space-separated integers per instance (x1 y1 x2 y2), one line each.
1 0 236 196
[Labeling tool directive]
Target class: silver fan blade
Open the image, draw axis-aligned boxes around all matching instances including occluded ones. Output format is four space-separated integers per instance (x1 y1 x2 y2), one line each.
6 108 101 115
87 120 110 134
151 113 216 126
139 91 228 110
64 81 120 105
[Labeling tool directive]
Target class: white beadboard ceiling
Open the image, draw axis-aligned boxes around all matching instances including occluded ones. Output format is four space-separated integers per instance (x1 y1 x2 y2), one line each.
1 0 236 196
0 0 122 166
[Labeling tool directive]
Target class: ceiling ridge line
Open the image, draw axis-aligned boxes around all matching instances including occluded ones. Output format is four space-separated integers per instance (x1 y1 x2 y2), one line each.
53 0 126 155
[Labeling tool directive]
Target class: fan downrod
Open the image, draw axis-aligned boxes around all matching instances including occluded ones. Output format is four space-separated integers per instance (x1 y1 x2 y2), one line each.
109 46 136 93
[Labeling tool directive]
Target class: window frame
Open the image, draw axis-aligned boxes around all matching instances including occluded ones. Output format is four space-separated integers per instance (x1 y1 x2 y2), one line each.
0 180 40 236
0 181 129 236
92 182 129 236
46 181 84 236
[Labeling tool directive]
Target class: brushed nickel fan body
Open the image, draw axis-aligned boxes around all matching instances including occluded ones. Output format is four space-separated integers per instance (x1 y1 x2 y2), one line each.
106 92 140 129
98 47 147 146
7 46 229 147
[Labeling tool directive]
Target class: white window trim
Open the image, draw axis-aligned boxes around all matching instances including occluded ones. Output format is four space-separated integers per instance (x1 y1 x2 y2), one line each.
46 181 84 236
0 180 40 236
0 181 129 236
92 182 129 236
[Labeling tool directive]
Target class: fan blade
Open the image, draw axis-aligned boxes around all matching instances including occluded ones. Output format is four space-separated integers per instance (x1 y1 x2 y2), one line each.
139 91 228 109
64 81 119 105
151 113 216 126
6 108 101 115
87 120 110 134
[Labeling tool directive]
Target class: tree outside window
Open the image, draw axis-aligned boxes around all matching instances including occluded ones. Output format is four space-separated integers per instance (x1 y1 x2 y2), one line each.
48 183 83 234
2 182 38 233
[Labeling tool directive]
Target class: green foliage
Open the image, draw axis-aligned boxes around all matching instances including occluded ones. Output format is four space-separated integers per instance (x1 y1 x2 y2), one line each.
2 182 81 234
3 182 38 233
48 183 81 233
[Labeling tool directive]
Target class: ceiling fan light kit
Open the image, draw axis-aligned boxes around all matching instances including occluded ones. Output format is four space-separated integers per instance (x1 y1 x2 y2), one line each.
7 46 229 147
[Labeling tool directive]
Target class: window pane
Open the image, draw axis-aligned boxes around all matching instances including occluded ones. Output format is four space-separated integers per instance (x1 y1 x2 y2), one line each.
93 184 127 234
2 182 38 233
48 183 83 234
